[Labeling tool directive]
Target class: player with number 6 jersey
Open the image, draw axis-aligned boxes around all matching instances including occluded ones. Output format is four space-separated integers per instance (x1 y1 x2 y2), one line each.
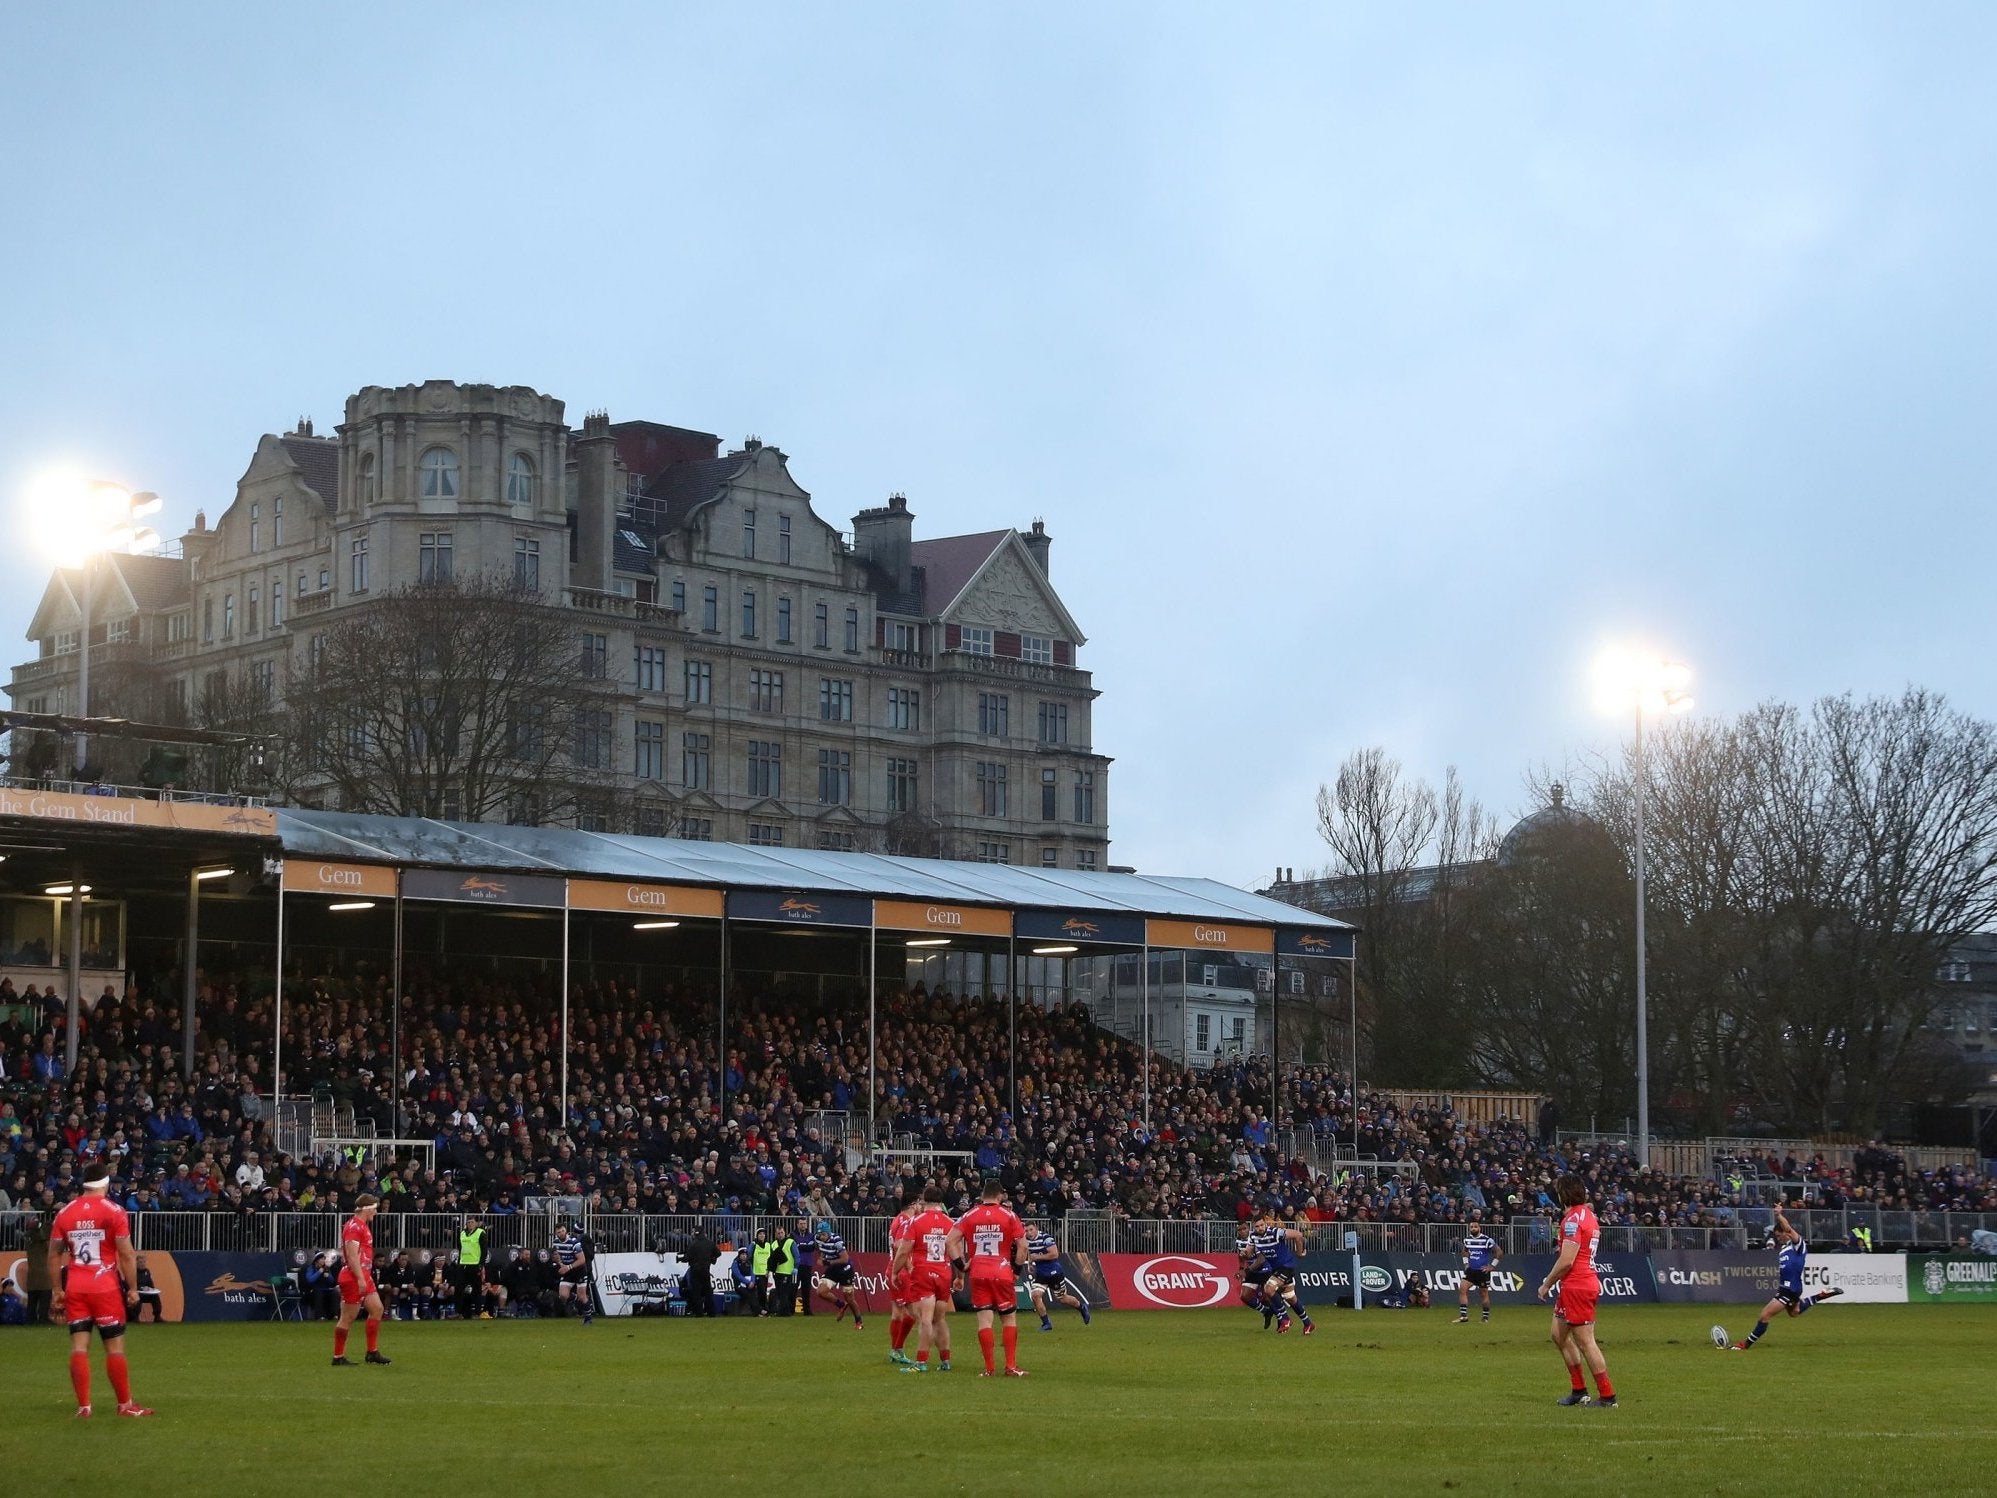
50 1159 151 1417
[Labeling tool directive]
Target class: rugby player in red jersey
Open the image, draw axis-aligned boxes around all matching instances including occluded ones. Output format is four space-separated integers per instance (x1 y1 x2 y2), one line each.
1537 1174 1615 1408
49 1160 151 1417
895 1186 958 1373
885 1195 923 1366
947 1181 1028 1377
332 1194 391 1366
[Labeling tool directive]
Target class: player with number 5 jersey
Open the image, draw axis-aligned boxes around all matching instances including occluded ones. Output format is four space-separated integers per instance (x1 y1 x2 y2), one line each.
948 1182 1028 1377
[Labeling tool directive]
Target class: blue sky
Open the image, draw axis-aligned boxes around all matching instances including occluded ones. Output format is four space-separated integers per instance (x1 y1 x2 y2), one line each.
4 4 1993 888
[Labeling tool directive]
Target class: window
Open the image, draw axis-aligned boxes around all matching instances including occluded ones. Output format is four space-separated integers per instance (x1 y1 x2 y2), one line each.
576 798 611 833
978 693 1009 738
635 805 669 839
250 503 261 553
508 703 543 762
671 579 686 614
635 646 668 691
1231 1018 1246 1044
274 496 285 546
779 514 792 564
359 453 376 504
962 627 993 656
819 678 854 722
507 453 536 505
776 597 792 643
813 603 829 649
509 537 537 591
419 532 454 584
243 586 259 634
1197 1014 1211 1053
222 593 236 638
749 669 784 714
202 599 214 643
1021 635 1053 665
1077 849 1098 871
887 687 921 731
748 823 785 847
886 621 919 654
677 816 713 841
1041 846 1059 868
1289 970 1305 995
886 758 918 813
573 708 612 770
318 567 329 592
743 508 756 559
748 740 782 799
681 732 711 790
506 792 542 826
741 590 757 638
1203 965 1219 987
1037 701 1068 744
977 761 1008 817
168 612 189 643
579 632 608 679
271 579 284 628
1041 767 1058 821
350 533 370 593
1073 771 1096 825
843 606 860 652
309 634 326 679
635 720 665 780
817 830 856 852
817 749 851 806
977 841 1011 865
420 447 459 498
251 659 275 699
684 659 712 704
701 585 718 632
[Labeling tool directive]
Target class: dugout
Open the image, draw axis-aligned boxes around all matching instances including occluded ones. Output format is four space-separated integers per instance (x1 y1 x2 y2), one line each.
0 792 1352 1152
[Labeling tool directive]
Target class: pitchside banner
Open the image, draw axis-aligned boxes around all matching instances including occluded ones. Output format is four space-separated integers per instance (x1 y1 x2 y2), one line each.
1650 1251 1909 1304
1908 1255 1997 1303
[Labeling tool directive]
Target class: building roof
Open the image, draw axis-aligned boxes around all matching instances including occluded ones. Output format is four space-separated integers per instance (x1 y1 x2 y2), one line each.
639 454 752 532
273 807 1349 931
908 530 1009 617
278 436 341 507
109 553 186 614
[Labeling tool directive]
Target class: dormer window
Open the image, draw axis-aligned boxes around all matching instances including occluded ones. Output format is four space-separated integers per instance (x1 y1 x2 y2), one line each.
507 452 536 505
420 447 460 499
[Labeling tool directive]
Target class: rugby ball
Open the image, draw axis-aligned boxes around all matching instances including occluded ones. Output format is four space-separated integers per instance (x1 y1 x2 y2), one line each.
1710 1324 1729 1349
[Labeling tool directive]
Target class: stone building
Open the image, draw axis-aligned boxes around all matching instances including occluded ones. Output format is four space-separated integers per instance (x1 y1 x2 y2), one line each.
11 379 1110 866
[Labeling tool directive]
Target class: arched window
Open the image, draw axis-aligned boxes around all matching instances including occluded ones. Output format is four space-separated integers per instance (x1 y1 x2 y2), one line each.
507 452 535 505
359 452 376 504
420 446 459 499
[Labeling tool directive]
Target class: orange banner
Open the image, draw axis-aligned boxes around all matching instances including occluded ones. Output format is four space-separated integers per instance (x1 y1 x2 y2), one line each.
873 899 1012 937
0 786 276 837
281 860 398 898
1144 918 1274 954
568 879 725 919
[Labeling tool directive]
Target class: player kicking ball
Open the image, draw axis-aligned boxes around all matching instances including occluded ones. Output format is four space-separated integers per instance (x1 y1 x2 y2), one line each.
1731 1206 1843 1351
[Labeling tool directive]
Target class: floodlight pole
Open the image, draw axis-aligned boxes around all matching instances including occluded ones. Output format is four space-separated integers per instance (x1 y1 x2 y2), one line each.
75 554 94 773
1634 704 1651 1168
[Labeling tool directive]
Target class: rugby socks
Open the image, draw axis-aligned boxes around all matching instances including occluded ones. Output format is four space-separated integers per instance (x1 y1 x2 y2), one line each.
1744 1320 1770 1346
70 1351 91 1408
106 1353 132 1406
365 1318 380 1354
1002 1324 1019 1371
978 1327 997 1374
1292 1301 1313 1331
1569 1365 1587 1393
916 1348 929 1367
1593 1371 1615 1400
333 1327 349 1358
891 1315 911 1353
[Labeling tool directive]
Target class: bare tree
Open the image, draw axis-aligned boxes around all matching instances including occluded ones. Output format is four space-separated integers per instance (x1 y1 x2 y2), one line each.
283 576 607 821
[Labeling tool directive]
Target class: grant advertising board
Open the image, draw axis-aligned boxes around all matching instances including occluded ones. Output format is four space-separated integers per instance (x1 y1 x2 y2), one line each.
1098 1253 1238 1309
1907 1255 1997 1303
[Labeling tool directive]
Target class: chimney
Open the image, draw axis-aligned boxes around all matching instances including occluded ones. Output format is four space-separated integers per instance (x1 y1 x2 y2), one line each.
181 511 216 574
1021 518 1051 577
851 492 914 594
573 410 617 594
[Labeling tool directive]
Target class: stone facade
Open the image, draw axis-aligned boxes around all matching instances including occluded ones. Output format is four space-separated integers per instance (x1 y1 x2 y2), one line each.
10 380 1111 866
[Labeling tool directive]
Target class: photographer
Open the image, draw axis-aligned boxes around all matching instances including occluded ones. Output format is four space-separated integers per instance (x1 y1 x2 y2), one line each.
681 1230 719 1318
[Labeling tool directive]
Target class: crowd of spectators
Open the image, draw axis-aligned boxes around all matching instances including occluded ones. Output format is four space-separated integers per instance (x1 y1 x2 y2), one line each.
3 965 1994 1237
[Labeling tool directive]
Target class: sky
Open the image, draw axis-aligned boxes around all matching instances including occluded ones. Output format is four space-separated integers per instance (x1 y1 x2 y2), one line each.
3 3 1994 891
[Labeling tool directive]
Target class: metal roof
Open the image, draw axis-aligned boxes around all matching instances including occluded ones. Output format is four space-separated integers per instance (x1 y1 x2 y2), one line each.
274 809 1348 930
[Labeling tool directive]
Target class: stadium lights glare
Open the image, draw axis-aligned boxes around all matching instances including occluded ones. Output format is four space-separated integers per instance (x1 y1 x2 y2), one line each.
1591 647 1694 718
194 867 235 881
905 937 951 947
327 901 376 912
632 920 680 931
1031 944 1080 955
44 883 93 896
27 469 163 569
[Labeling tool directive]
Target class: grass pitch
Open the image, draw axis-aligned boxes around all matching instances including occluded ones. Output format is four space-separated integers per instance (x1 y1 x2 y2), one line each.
2 1305 1991 1496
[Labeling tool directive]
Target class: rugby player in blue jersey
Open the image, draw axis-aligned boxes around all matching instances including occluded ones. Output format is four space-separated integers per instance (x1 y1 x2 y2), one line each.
1731 1205 1843 1350
1248 1208 1314 1336
1457 1211 1503 1324
810 1221 865 1330
1022 1223 1090 1331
